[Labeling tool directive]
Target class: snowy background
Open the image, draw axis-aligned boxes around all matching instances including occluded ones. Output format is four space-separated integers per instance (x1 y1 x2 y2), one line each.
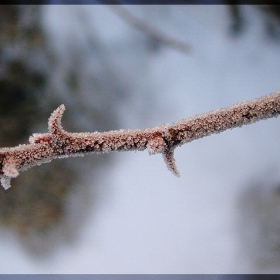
1 5 280 274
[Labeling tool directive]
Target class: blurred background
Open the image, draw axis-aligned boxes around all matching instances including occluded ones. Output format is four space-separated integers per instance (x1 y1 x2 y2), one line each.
1 4 280 273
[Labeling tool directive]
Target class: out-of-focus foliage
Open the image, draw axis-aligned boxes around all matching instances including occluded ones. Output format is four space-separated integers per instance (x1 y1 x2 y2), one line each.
0 6 80 255
228 5 280 38
0 5 117 256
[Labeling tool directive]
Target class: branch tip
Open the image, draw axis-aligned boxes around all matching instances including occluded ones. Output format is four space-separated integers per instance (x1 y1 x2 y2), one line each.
0 176 12 190
2 157 19 178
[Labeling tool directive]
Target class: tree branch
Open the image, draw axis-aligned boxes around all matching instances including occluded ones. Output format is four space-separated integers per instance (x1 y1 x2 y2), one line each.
1 90 280 190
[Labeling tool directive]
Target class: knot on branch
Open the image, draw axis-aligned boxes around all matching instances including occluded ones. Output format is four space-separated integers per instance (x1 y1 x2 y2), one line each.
146 132 167 154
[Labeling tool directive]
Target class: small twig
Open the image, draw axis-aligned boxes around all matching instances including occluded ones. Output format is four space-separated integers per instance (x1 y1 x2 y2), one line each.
109 5 191 54
1 90 280 190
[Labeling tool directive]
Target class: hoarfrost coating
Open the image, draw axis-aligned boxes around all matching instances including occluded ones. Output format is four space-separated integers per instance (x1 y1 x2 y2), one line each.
1 90 280 189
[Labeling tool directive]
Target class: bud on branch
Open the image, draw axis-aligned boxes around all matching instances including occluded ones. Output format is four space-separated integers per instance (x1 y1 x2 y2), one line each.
1 90 280 190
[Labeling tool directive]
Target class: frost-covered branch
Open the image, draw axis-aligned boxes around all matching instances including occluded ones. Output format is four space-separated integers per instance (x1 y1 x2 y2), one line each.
1 90 280 190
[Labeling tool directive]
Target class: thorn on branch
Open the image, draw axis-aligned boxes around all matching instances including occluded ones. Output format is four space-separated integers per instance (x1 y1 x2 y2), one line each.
162 149 180 178
48 104 66 136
